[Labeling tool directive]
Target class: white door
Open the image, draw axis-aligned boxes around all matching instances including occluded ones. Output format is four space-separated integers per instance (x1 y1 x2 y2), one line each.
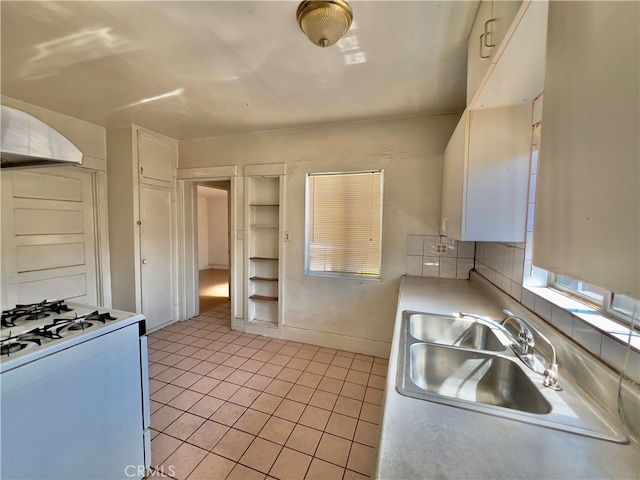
139 184 175 330
1 168 98 308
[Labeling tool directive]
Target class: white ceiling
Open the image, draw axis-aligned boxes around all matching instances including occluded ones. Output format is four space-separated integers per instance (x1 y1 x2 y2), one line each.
1 1 479 140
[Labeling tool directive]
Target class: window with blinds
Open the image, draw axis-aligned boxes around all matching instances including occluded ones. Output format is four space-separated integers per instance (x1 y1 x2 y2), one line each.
305 170 383 279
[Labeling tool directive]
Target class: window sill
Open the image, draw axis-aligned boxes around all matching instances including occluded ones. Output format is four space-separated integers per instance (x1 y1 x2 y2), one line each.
523 285 640 383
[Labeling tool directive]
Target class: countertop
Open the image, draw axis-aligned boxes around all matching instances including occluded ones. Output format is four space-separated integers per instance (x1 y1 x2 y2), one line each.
374 275 640 479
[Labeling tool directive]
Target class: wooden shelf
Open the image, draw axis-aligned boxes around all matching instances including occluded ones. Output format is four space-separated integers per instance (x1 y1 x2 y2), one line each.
246 174 282 331
249 294 278 301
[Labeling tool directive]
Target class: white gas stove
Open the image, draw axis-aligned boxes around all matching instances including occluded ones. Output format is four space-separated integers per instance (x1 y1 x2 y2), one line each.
0 300 151 479
0 299 145 372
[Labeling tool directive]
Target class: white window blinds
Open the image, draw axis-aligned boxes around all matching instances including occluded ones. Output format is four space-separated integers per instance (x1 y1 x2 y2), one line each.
306 171 383 279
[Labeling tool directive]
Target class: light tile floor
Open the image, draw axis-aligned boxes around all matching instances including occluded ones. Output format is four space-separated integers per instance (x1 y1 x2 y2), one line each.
147 302 388 480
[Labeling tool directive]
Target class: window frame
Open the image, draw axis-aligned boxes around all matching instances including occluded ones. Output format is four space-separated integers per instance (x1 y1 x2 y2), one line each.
548 273 639 329
304 170 384 281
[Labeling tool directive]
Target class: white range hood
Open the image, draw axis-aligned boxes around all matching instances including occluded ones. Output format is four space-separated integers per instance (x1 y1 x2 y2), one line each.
0 105 83 169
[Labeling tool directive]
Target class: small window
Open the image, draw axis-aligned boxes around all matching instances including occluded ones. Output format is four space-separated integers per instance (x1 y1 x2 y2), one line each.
549 273 639 329
305 171 383 279
610 293 640 324
549 274 605 305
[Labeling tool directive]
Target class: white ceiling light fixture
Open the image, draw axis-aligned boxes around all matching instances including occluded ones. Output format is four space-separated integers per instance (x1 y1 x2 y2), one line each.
296 0 353 48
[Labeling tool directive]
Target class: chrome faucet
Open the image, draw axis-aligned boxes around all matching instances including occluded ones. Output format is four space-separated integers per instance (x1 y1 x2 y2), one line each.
458 312 518 345
458 310 562 391
502 309 562 391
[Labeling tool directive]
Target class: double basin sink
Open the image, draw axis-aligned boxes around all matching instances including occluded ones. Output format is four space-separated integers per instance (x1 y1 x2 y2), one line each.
396 311 627 443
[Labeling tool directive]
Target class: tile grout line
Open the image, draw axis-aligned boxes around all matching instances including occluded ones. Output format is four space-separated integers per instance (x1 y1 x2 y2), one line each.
148 303 381 478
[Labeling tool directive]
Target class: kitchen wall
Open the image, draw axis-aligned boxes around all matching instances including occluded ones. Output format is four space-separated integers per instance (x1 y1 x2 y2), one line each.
179 114 458 356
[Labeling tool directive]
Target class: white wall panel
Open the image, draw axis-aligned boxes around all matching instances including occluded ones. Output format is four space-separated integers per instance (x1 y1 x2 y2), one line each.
16 274 87 304
16 243 85 273
12 171 83 202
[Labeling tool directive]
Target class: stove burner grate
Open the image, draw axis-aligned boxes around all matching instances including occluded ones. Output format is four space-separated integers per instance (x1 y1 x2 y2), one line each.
68 321 94 331
0 333 43 357
1 342 26 356
2 300 74 328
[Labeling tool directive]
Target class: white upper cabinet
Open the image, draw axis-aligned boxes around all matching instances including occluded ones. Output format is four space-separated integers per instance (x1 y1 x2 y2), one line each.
466 0 522 105
467 0 549 110
467 0 494 104
441 0 547 242
137 130 176 185
441 103 532 242
533 1 639 298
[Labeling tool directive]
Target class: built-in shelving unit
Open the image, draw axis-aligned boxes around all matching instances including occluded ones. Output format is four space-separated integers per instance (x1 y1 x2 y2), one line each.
244 164 285 335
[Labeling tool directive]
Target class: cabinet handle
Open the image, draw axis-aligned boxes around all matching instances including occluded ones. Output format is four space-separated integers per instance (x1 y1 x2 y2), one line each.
479 33 490 59
142 259 148 264
484 18 495 48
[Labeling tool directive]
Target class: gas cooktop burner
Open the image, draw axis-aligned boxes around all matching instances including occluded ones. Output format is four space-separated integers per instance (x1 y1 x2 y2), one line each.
36 311 118 338
0 332 43 357
1 342 25 356
68 322 93 331
2 300 74 328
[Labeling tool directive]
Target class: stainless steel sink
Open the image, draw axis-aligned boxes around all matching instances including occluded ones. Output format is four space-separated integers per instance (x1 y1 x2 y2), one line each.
407 312 506 351
396 310 627 443
409 343 551 414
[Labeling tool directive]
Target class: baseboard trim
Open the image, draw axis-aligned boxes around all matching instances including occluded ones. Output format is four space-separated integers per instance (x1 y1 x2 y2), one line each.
282 325 391 359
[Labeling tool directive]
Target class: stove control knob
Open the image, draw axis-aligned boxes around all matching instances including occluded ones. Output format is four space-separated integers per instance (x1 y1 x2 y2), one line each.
142 259 148 264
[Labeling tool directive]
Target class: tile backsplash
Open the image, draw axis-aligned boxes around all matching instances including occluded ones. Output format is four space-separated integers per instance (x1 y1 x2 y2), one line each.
406 235 475 279
474 241 640 384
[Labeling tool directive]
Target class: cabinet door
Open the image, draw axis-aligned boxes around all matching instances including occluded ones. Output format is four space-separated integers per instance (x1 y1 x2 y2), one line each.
489 1 522 58
534 1 639 298
138 131 175 184
1 168 98 307
467 0 493 104
441 114 468 239
465 103 531 241
139 185 175 330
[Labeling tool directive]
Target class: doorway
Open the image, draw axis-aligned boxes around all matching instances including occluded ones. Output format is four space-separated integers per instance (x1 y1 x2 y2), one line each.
196 183 231 313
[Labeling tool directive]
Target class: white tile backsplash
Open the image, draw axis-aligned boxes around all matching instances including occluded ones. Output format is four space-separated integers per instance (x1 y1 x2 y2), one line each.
474 239 638 381
534 296 553 322
600 336 629 377
407 236 424 256
573 317 602 357
551 306 574 337
512 249 525 282
509 282 522 302
456 258 474 279
458 241 475 259
521 288 536 311
406 255 423 276
405 235 475 280
423 236 440 257
422 256 440 277
439 257 457 279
